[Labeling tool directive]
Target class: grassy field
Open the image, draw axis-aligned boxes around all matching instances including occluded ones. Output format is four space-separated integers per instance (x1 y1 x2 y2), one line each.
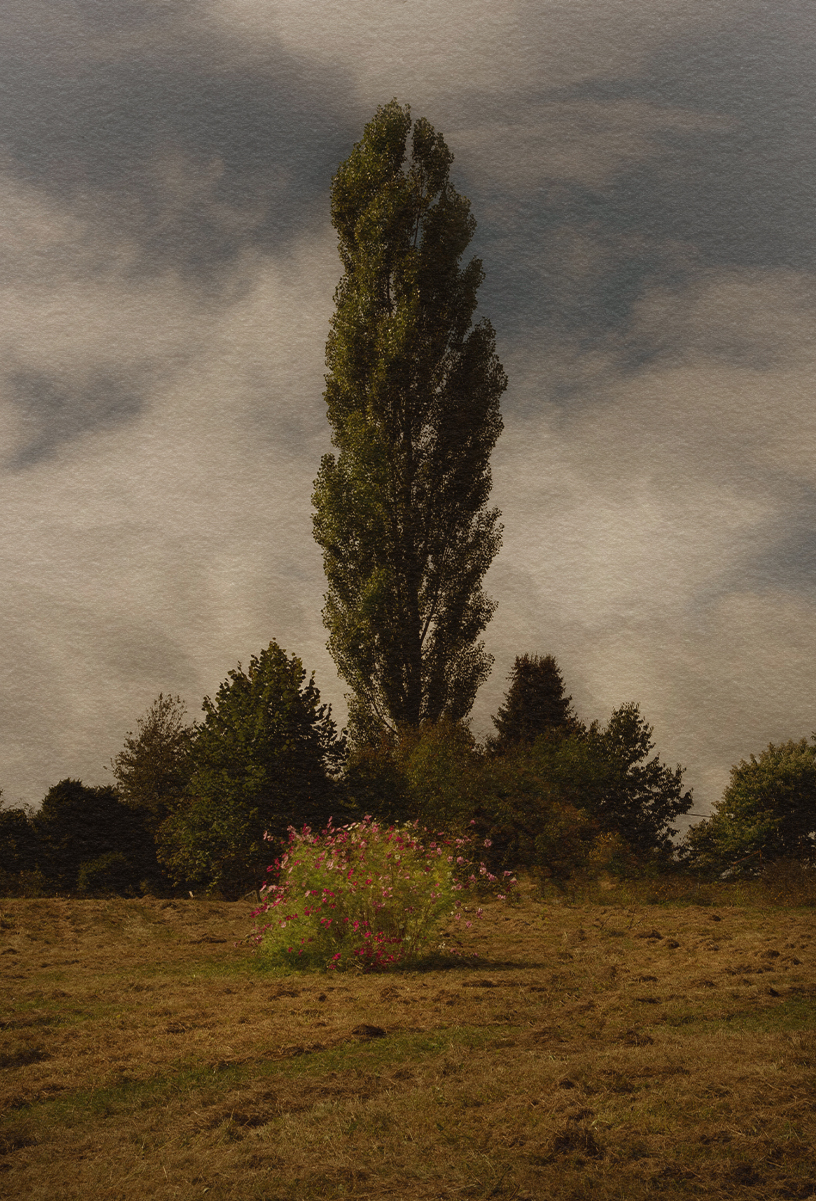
0 879 814 1200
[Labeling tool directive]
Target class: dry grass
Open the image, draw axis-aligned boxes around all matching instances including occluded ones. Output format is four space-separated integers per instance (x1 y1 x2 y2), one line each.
0 878 814 1200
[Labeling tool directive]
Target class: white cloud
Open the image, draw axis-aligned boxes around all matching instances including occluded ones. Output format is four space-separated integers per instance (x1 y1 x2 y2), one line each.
0 226 344 804
472 269 816 810
1 0 814 838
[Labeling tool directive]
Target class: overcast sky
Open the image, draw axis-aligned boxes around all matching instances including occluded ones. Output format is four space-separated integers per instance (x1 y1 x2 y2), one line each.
1 0 814 826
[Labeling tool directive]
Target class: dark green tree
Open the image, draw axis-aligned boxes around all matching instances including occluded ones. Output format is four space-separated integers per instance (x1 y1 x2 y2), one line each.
467 746 599 888
156 642 351 898
32 779 157 894
0 798 40 882
342 718 477 835
490 654 579 751
683 738 816 877
312 99 506 740
109 693 195 835
530 703 692 863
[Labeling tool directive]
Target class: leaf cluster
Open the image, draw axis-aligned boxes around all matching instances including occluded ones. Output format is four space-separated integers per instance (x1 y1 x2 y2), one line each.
683 737 816 877
2 778 161 895
109 693 194 834
342 657 693 886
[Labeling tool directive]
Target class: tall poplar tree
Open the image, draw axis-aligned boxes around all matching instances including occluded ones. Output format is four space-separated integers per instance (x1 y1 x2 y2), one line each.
312 100 507 738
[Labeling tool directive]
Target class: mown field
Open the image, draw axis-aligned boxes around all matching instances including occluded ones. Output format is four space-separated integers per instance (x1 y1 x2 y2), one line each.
1 880 814 1200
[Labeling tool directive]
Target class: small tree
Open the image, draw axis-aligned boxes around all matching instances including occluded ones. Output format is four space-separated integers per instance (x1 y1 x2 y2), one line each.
342 730 415 828
584 703 693 861
684 738 816 878
523 702 692 866
490 654 579 751
343 718 479 835
488 664 690 868
156 642 352 898
33 779 157 894
313 99 506 740
468 746 599 889
396 718 479 834
0 798 41 892
110 693 194 835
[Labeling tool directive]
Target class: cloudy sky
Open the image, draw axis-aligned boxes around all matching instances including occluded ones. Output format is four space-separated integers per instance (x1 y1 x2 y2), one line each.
1 0 814 825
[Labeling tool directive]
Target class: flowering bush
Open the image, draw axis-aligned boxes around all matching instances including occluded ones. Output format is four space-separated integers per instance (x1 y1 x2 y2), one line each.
247 816 516 972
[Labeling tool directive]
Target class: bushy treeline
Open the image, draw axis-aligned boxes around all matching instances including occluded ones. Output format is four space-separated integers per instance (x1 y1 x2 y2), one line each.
1 645 813 900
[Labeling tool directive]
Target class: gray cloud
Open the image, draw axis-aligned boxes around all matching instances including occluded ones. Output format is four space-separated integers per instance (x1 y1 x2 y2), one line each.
0 0 359 278
449 2 816 371
5 367 145 468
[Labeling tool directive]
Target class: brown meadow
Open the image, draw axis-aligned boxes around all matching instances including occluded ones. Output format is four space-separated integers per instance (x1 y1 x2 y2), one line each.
0 878 814 1200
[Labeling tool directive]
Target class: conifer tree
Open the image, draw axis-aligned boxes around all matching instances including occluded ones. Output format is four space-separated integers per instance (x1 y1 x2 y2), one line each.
312 100 506 739
490 654 578 750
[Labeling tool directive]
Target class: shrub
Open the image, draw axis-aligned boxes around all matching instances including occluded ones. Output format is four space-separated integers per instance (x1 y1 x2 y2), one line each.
0 804 39 877
248 816 516 972
343 718 479 834
395 718 480 834
110 693 195 836
77 851 139 896
467 749 599 889
34 779 160 893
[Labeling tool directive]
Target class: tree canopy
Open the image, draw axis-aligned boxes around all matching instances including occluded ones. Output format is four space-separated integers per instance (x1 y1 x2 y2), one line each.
577 703 693 861
490 654 579 751
312 99 506 741
110 693 194 835
683 738 816 877
156 642 351 898
33 778 157 894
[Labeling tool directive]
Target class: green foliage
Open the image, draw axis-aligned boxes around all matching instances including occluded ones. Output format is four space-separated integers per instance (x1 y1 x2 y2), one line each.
475 700 691 876
110 693 194 835
684 738 816 877
468 746 599 886
396 718 479 833
312 99 506 737
77 851 138 896
488 663 691 867
0 801 39 877
342 717 595 883
489 653 579 751
343 718 478 834
33 779 158 893
341 700 689 883
156 642 352 899
342 732 414 827
558 702 693 862
0 799 47 896
251 816 514 972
